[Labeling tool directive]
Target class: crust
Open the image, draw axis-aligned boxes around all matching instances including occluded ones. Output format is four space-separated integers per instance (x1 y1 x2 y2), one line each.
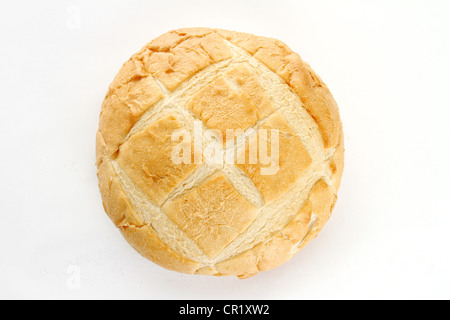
214 29 342 149
211 178 338 279
96 28 344 278
97 159 144 227
120 224 201 274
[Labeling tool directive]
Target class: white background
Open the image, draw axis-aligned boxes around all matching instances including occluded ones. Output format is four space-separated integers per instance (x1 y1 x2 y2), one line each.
0 0 449 300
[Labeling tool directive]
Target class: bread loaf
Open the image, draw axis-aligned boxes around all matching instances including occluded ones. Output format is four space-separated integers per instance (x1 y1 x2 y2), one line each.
96 28 344 278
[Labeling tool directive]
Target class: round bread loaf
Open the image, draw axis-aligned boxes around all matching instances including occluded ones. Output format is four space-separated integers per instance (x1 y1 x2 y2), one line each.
96 28 344 278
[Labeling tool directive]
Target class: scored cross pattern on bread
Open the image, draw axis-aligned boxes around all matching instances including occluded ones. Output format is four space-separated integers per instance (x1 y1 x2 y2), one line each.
96 28 344 278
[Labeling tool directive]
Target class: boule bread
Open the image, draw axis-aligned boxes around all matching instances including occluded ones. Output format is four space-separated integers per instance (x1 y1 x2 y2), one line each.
96 27 344 278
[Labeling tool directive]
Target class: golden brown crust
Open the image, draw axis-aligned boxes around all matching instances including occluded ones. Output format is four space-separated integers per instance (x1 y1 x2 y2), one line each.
237 112 312 204
330 126 345 191
96 28 344 278
293 179 338 253
120 224 201 274
116 115 198 206
211 178 338 279
97 160 145 227
188 64 274 141
162 173 259 258
99 60 164 154
135 30 232 91
215 29 342 148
